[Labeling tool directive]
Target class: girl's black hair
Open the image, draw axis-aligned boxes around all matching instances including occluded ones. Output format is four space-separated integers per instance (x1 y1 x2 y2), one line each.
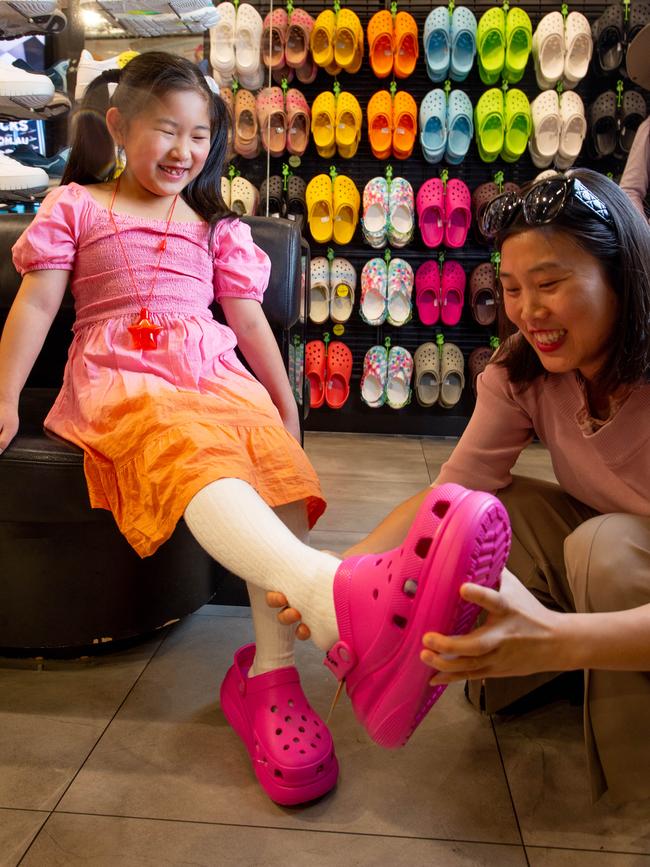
492 167 650 395
61 51 231 228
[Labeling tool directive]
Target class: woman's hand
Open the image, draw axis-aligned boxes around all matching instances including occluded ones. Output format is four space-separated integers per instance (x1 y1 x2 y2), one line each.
0 401 18 454
266 591 311 640
421 569 566 684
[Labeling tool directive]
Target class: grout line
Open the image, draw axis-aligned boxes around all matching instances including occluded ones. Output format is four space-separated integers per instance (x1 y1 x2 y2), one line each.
16 630 174 866
490 717 531 867
35 809 532 850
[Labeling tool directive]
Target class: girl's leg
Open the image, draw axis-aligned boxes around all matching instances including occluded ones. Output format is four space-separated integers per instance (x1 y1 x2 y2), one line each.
246 500 313 677
184 478 340 651
185 475 509 750
564 513 650 804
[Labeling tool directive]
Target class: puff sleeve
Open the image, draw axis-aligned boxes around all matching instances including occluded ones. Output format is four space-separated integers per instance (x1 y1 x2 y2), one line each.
11 183 86 275
212 217 271 304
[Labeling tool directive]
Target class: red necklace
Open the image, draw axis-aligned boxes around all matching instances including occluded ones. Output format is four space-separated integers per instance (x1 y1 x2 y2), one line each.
108 175 179 350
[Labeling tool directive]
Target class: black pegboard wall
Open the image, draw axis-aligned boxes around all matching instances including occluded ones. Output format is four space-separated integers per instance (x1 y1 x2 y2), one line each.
226 0 649 436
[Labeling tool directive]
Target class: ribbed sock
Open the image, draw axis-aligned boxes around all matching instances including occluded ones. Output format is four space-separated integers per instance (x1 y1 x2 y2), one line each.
184 478 340 652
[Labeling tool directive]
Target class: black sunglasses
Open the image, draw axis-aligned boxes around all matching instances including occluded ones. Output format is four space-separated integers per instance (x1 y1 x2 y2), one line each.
480 175 615 240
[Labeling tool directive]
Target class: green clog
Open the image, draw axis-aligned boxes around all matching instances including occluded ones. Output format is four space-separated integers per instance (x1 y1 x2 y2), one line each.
504 7 532 84
477 6 506 85
474 88 505 162
501 87 532 162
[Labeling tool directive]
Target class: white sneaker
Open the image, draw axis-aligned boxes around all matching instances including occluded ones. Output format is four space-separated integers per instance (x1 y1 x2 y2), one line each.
0 58 54 111
74 48 137 102
0 152 48 192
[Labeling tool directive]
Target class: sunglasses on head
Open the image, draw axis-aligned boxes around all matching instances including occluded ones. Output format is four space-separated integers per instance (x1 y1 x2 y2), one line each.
480 175 615 240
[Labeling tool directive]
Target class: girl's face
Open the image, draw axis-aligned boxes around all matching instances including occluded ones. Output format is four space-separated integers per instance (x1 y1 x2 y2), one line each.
500 228 618 383
114 88 212 198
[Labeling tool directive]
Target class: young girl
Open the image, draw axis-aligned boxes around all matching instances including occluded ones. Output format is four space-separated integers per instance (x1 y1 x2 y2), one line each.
0 52 510 806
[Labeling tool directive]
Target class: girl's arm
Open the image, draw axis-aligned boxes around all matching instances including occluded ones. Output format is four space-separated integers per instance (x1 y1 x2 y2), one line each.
220 297 300 442
0 270 69 453
421 569 650 681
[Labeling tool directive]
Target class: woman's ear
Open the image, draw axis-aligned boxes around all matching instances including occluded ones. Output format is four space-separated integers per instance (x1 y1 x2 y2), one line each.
105 107 124 146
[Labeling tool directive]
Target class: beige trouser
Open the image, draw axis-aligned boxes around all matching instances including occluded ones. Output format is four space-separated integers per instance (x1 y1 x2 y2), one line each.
467 476 650 804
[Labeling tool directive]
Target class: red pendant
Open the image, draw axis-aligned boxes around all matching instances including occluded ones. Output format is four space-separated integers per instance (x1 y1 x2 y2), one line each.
128 308 162 350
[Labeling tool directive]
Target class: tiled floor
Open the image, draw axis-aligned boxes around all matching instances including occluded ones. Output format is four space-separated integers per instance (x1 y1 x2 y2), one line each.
2 433 649 867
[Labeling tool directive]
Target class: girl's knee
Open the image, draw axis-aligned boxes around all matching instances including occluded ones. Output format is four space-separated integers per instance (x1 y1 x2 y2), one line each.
564 514 650 613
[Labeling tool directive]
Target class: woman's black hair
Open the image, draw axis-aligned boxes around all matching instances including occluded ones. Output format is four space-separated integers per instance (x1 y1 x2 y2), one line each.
492 167 650 395
61 51 231 228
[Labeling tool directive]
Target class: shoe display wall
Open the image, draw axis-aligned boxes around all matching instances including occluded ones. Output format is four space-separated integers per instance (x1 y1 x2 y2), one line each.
1 0 648 435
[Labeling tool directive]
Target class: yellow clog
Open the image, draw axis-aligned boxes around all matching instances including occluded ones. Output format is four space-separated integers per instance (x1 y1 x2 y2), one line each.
306 174 334 244
311 91 336 158
311 9 336 67
333 174 360 245
335 8 362 70
335 91 362 158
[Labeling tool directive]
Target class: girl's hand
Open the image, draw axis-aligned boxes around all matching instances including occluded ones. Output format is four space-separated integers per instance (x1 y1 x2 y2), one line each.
0 402 18 454
420 569 565 684
280 402 301 443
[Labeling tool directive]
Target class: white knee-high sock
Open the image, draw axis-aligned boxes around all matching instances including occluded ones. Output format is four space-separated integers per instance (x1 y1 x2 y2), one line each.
184 478 340 651
246 582 296 676
245 501 309 677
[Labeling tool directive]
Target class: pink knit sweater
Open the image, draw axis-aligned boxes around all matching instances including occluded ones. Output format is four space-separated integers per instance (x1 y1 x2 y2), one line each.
437 361 650 516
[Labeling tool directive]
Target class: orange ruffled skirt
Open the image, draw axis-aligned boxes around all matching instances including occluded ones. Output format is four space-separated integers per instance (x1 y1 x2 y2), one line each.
44 314 325 558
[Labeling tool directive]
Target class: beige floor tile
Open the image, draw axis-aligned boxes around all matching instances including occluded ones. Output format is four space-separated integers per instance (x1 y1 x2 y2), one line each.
421 438 556 486
58 613 520 844
495 702 650 853
314 475 429 533
22 813 528 867
308 529 367 555
305 432 429 484
0 809 47 867
527 848 650 866
0 639 161 811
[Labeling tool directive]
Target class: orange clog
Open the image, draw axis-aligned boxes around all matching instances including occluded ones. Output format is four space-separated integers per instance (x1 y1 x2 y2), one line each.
367 90 393 160
368 10 394 78
306 340 326 408
393 10 419 78
393 91 417 159
325 341 353 409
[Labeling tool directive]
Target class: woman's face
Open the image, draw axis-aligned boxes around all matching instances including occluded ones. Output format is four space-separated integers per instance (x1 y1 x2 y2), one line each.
499 228 618 383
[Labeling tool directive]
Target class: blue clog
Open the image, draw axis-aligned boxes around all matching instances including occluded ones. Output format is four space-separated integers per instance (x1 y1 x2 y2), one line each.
419 88 447 164
424 6 451 83
449 6 477 81
445 89 473 164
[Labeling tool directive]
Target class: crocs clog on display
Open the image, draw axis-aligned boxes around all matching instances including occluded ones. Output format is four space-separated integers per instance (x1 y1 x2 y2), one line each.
474 88 505 163
417 177 445 248
445 89 473 164
386 257 414 327
476 6 506 85
393 11 419 79
360 257 388 325
414 342 441 407
385 346 413 409
362 177 390 248
306 173 333 243
419 88 447 163
450 6 477 81
504 6 532 84
368 9 394 78
387 177 415 248
424 5 451 82
556 91 587 169
415 260 441 326
361 344 388 407
470 262 498 327
335 91 362 158
306 339 327 408
440 259 465 327
309 256 330 325
439 342 465 409
325 340 353 409
393 91 418 160
330 257 356 324
311 91 336 158
332 174 360 245
501 88 532 163
367 90 393 160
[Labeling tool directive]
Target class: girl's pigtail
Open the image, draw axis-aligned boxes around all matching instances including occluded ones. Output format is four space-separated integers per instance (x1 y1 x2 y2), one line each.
61 69 123 186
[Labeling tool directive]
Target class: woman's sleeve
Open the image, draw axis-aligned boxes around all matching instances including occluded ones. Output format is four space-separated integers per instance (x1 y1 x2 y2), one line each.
212 217 271 304
436 361 535 493
11 184 84 275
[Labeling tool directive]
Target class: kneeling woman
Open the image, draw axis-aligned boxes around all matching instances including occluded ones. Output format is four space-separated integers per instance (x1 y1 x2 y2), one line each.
273 169 650 804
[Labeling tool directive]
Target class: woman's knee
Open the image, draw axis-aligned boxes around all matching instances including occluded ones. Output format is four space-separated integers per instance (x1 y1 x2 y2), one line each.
564 514 650 613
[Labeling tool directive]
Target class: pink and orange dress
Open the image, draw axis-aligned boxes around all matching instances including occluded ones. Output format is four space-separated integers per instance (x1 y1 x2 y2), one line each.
12 182 325 557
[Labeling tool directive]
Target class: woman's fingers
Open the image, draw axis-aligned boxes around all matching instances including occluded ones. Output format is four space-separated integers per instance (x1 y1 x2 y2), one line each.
266 591 289 609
